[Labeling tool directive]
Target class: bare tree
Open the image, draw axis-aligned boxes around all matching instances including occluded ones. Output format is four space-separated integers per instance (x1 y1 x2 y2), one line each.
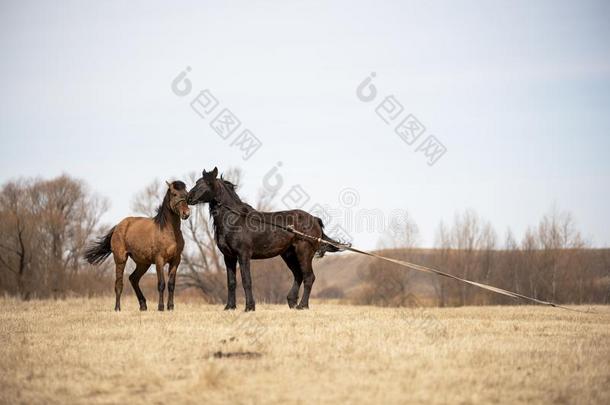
450 209 482 305
432 220 452 306
255 186 276 211
479 222 497 284
503 228 520 297
0 175 109 298
131 179 163 217
0 180 34 298
354 211 421 306
536 206 585 301
377 210 420 250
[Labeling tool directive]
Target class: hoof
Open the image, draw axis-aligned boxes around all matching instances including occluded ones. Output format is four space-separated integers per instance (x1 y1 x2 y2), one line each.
139 301 147 311
167 304 174 311
244 304 256 312
158 304 165 311
287 298 298 309
296 304 309 310
224 305 236 310
114 307 121 312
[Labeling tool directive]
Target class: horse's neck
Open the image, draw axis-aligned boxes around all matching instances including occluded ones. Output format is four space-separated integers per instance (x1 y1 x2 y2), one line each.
210 199 239 220
161 211 182 238
215 184 246 212
209 191 247 230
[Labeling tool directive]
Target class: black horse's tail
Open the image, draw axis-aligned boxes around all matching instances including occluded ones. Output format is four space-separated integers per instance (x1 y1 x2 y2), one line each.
84 226 116 265
315 218 350 258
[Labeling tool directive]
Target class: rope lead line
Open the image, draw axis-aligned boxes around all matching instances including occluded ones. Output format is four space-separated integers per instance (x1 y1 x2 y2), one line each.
283 226 590 314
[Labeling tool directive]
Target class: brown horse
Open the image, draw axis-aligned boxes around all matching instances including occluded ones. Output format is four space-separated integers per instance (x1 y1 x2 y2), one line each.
84 181 190 311
186 167 345 311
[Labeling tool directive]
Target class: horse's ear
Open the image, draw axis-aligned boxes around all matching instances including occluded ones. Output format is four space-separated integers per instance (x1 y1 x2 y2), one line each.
165 180 172 188
211 167 218 178
202 169 206 176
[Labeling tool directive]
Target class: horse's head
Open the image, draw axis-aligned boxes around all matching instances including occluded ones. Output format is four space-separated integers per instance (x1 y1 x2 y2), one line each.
165 180 191 220
187 167 219 205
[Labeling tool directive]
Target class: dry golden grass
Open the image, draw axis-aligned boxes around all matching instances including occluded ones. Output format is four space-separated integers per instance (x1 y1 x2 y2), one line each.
1 297 609 404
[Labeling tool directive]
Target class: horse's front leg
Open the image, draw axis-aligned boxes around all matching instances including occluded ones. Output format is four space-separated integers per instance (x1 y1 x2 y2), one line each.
238 254 255 312
166 258 180 311
155 258 166 311
224 255 237 310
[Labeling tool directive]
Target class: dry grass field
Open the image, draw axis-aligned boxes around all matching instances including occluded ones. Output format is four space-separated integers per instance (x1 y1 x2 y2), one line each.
1 298 609 405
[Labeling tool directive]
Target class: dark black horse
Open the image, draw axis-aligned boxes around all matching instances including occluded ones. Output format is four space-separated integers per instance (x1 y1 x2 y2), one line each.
187 167 343 311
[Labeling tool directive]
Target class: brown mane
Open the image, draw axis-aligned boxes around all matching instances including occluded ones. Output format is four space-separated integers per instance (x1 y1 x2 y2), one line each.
154 181 187 228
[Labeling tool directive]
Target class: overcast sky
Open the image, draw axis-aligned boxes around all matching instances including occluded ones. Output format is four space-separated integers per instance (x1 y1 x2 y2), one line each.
1 0 609 249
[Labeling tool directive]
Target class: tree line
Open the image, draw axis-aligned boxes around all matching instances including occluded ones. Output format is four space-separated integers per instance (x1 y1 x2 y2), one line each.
356 209 610 306
1 174 608 305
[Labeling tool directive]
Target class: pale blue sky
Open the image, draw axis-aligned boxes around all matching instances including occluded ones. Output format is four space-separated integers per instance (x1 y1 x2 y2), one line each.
1 0 609 248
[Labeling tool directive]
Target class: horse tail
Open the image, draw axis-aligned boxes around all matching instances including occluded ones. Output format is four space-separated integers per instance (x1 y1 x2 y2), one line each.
84 226 116 265
315 218 350 258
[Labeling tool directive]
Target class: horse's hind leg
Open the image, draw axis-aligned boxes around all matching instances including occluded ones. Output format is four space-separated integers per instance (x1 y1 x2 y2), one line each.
295 245 315 310
129 262 150 311
281 248 303 309
155 258 166 311
113 257 127 311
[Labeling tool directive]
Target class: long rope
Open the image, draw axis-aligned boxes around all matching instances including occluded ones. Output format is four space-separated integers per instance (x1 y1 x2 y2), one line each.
215 202 591 314
284 227 591 314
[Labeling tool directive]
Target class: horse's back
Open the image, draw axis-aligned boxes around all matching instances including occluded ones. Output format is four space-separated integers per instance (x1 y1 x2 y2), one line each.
111 217 158 263
250 209 323 254
261 209 322 234
114 216 156 237
258 209 320 228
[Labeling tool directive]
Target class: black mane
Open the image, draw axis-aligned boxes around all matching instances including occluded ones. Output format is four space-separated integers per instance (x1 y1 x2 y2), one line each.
209 178 255 239
220 178 242 202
